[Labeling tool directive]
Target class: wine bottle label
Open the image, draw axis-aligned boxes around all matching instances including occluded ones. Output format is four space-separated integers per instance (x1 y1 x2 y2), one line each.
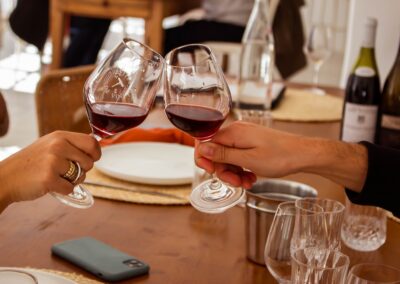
355 67 375 77
381 114 400 130
342 102 378 143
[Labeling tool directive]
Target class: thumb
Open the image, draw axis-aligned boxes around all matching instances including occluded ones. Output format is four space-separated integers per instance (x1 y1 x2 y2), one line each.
197 142 245 167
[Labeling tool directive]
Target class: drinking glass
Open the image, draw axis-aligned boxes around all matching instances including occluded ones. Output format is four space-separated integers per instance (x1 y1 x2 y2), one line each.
291 248 349 284
264 201 323 284
51 38 164 208
291 199 332 254
164 44 245 213
341 198 387 252
264 201 297 284
295 198 345 251
347 263 400 284
304 24 332 95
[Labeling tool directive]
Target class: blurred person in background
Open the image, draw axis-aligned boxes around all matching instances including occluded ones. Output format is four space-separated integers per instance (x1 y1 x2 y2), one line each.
195 121 400 217
0 94 101 213
9 0 110 67
164 0 307 79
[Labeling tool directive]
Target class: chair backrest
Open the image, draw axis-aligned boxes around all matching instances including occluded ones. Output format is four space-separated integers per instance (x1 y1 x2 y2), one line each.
35 65 94 136
340 0 400 88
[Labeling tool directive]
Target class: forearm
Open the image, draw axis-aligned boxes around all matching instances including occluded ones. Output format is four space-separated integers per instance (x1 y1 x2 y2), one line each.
0 161 13 213
297 137 368 192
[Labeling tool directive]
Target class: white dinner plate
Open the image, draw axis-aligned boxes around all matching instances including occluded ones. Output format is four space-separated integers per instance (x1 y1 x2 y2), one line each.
96 142 195 185
0 268 76 284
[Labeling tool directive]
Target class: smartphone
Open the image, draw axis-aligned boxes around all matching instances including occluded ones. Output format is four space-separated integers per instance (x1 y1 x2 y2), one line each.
52 237 150 282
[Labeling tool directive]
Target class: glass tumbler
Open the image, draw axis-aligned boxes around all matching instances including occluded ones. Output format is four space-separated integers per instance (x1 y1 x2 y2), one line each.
341 197 387 251
291 248 349 284
347 263 400 284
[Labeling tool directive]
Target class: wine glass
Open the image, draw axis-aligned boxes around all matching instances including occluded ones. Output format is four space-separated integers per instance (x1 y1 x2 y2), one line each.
347 263 400 283
164 44 245 213
304 24 332 95
264 201 324 283
50 38 164 208
264 201 297 284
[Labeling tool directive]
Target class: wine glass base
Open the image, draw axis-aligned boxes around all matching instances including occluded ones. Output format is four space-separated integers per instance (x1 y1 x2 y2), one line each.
307 87 326 96
50 185 94 209
190 180 245 214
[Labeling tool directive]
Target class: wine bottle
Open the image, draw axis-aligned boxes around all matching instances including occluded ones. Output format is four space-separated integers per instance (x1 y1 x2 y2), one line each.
238 0 274 110
341 18 381 143
378 39 400 149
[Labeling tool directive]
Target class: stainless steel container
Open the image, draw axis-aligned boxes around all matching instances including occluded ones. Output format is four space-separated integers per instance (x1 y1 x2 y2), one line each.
245 179 318 265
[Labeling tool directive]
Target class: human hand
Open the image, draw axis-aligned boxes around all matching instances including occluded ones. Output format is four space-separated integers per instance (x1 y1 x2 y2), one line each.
195 121 310 188
0 131 101 210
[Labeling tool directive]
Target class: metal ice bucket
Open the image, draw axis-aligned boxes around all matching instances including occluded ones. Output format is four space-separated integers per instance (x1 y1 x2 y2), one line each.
245 179 318 265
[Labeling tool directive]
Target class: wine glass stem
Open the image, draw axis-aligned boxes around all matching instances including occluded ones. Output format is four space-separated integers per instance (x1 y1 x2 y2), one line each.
312 63 322 89
202 173 231 201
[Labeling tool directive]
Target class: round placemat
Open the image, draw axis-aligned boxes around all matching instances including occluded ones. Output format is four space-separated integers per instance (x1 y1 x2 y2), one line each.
271 88 343 122
84 169 191 205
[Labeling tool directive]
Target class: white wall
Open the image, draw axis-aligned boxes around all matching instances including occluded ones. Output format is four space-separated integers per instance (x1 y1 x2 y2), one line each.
340 0 400 88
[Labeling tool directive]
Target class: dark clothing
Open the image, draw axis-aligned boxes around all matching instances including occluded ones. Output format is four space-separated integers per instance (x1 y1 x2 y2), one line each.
63 17 111 68
9 0 49 51
346 142 400 217
164 20 245 54
164 0 306 79
9 0 110 67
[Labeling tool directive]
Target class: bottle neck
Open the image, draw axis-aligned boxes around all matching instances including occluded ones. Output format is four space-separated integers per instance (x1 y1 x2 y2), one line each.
361 24 376 48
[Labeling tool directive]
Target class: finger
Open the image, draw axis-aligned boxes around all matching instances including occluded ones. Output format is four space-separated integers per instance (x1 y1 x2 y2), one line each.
241 171 257 189
52 131 101 161
198 142 251 168
211 121 259 148
195 157 215 174
57 144 95 172
215 163 243 187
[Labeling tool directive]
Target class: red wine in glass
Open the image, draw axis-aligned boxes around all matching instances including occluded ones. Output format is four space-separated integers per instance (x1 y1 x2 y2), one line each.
165 104 226 140
85 101 149 138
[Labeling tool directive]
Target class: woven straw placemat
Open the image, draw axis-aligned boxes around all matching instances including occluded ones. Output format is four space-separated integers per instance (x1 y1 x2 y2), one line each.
32 268 103 284
84 169 191 205
271 88 343 122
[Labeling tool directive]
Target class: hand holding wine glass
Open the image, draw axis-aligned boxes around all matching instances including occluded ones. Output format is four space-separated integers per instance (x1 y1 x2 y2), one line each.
51 38 164 208
164 44 245 213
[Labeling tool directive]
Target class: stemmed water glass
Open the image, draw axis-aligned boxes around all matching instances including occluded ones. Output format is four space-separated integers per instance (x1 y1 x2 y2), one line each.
163 44 245 213
264 201 324 284
50 38 164 208
304 24 332 95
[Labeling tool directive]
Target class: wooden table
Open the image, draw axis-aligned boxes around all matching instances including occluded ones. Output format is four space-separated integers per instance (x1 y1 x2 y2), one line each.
49 0 200 70
0 88 399 283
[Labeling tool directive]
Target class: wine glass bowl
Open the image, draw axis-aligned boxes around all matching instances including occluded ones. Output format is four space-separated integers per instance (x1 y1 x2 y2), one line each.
164 44 244 213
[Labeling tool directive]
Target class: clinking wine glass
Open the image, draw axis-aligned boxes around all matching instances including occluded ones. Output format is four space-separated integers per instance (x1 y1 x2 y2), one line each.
304 24 332 95
50 38 164 208
163 44 245 213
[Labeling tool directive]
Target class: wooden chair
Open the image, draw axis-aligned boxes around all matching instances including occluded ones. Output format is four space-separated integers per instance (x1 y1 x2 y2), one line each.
35 65 94 136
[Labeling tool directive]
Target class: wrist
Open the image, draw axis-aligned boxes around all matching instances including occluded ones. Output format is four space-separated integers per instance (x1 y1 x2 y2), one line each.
299 137 368 191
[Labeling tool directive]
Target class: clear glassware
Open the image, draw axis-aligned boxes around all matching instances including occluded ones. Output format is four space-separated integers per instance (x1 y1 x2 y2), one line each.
341 197 387 252
291 248 349 284
264 201 296 284
347 263 400 284
51 38 164 208
238 0 275 111
164 44 245 213
304 24 332 95
296 198 345 251
291 198 331 254
264 201 324 284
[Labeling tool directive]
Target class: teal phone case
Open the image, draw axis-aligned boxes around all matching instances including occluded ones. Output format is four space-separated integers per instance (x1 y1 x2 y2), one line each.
52 237 149 282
